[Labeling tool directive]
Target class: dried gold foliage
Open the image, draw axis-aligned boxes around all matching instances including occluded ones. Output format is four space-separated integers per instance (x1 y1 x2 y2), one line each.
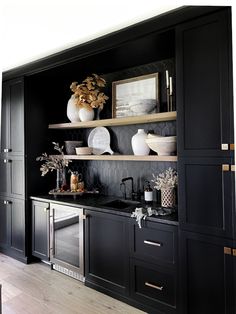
70 73 109 110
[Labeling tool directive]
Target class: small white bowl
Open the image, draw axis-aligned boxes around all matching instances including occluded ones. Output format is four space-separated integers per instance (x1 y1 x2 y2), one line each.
75 147 93 155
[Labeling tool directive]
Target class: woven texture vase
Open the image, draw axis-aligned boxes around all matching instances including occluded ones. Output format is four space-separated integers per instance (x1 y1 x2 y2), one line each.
161 188 175 208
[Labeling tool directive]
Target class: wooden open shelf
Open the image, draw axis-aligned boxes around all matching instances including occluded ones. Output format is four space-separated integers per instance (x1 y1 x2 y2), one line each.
48 111 177 129
62 155 177 162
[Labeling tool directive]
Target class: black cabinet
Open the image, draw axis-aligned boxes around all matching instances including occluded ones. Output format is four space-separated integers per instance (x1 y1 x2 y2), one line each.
179 231 234 314
178 157 234 238
0 196 25 257
129 220 178 313
31 200 50 260
0 156 25 198
176 9 234 158
1 78 24 156
0 78 26 262
85 210 129 297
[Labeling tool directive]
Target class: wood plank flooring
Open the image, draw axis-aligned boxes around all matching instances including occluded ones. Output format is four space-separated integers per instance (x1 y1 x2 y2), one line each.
0 253 145 314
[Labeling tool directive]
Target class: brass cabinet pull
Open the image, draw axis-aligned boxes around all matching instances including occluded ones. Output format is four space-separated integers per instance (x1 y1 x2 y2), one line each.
222 164 230 172
221 144 234 150
144 240 162 247
231 165 235 172
221 144 229 150
224 247 232 255
145 282 163 291
233 249 236 257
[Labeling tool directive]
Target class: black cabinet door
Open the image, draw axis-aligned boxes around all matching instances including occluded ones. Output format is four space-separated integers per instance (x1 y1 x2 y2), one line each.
0 156 25 199
32 200 50 260
8 198 25 254
178 157 234 238
85 210 129 296
1 78 24 156
0 197 8 248
0 197 25 255
176 9 234 157
179 231 234 314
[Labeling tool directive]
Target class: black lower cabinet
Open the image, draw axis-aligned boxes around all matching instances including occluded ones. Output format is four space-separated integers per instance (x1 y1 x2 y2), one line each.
85 210 129 297
179 231 234 314
130 259 177 314
31 200 50 260
0 196 25 260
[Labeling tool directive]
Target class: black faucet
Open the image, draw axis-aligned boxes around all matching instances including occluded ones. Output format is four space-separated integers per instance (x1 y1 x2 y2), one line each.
121 177 135 200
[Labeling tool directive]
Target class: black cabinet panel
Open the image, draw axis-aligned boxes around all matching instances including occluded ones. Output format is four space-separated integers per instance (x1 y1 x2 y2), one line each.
130 221 177 267
0 197 8 248
1 79 24 156
85 210 129 296
176 10 233 157
178 157 234 237
32 200 50 260
130 259 177 313
0 197 25 255
0 156 25 199
179 231 234 314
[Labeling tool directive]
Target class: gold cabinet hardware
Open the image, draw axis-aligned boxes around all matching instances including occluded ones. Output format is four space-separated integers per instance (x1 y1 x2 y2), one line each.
222 164 230 172
221 144 229 150
233 249 236 257
144 240 162 247
145 282 163 291
231 165 235 172
221 144 234 150
224 247 232 255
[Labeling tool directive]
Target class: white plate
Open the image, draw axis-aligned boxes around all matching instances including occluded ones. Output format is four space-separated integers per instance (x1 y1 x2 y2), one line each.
88 127 114 155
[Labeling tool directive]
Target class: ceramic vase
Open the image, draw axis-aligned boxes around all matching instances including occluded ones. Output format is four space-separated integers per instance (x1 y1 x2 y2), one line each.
66 96 80 122
79 107 95 122
131 129 150 156
161 188 175 208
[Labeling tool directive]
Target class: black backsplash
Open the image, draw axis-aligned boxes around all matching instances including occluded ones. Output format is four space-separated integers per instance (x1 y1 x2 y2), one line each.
48 58 177 201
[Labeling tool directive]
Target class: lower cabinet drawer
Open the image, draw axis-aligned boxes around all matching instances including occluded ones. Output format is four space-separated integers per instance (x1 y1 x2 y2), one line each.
130 259 177 313
130 221 177 266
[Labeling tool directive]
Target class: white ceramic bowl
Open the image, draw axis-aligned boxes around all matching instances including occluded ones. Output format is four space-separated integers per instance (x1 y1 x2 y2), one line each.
75 147 93 155
145 136 176 155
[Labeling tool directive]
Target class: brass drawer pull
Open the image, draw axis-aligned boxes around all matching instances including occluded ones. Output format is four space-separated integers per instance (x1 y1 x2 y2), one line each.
222 164 230 172
144 240 162 247
145 282 163 291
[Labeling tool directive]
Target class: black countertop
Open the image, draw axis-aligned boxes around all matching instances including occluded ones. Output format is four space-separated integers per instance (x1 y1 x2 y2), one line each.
30 194 178 226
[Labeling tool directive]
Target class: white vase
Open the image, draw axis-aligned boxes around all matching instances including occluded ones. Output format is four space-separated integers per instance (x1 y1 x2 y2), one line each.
79 107 95 122
67 96 80 122
131 129 150 156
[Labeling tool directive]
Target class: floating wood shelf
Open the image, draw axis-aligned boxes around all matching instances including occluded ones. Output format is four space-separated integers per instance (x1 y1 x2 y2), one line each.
61 155 177 162
48 111 177 129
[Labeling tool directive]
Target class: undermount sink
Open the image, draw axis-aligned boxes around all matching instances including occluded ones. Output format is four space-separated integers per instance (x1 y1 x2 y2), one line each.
102 199 140 210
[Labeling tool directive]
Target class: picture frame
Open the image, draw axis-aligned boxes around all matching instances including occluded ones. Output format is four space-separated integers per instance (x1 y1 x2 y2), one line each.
112 73 160 118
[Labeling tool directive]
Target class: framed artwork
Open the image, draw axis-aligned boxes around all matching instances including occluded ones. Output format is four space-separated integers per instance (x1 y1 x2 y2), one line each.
112 73 160 118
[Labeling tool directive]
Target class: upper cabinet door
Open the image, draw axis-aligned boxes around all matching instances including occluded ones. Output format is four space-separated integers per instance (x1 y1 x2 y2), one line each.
1 78 24 155
176 10 234 157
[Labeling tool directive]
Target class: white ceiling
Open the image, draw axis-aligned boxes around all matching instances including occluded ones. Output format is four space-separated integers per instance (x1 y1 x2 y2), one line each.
0 0 234 73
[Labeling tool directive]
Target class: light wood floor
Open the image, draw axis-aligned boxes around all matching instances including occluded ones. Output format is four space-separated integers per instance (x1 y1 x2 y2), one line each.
0 253 145 314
